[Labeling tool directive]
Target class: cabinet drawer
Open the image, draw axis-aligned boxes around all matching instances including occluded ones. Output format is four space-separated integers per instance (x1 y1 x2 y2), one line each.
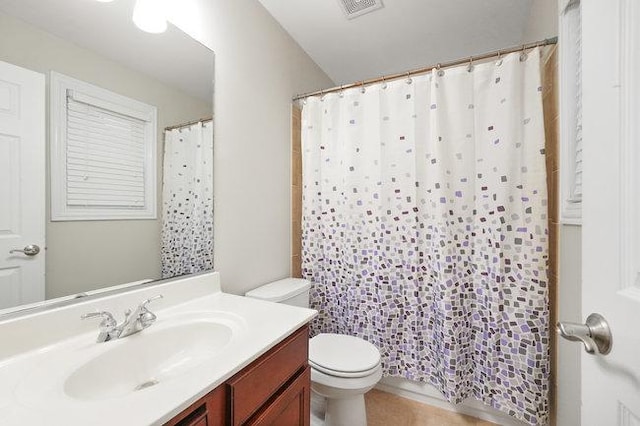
228 326 309 425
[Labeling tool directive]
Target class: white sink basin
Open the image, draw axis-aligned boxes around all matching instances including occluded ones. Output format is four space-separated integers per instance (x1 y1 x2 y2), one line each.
2 272 316 426
64 320 233 401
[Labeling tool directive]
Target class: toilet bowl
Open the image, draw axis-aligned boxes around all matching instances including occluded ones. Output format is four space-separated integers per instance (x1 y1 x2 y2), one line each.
309 333 382 426
245 279 382 426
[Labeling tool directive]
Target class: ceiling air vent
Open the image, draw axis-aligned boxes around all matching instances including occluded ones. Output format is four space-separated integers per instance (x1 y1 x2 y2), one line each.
337 0 384 20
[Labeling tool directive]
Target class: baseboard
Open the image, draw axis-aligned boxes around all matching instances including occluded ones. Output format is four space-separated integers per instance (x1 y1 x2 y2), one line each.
375 377 529 426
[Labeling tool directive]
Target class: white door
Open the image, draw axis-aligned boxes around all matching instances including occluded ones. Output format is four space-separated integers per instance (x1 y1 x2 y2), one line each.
0 60 45 310
578 0 640 423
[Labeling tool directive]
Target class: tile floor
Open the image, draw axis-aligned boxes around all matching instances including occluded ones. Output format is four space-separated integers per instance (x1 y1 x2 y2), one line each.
365 389 497 426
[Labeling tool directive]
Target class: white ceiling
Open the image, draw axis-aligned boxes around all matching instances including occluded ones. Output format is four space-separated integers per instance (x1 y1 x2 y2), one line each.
257 0 534 85
0 0 213 103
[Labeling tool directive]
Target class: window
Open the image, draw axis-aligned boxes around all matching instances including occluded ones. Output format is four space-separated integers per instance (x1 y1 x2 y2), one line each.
559 0 582 224
50 72 157 220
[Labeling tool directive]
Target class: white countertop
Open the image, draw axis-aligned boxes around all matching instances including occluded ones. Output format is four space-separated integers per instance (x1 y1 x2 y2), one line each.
0 272 316 425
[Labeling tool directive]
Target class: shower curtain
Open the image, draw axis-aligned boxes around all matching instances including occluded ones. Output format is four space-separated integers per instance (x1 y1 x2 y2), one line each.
161 121 214 278
301 48 549 425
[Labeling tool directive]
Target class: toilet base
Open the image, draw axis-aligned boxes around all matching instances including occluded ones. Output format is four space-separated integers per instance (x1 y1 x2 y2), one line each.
311 391 326 426
312 390 368 426
325 393 367 426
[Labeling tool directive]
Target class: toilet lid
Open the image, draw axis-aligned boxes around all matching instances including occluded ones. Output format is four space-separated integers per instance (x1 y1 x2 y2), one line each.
309 359 381 378
309 333 381 374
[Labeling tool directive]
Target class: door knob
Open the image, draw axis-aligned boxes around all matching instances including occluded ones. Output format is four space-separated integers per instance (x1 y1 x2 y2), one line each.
557 313 612 355
9 244 41 256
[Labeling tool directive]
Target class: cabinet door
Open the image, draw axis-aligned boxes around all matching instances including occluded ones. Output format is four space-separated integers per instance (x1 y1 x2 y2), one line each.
164 385 225 426
247 367 311 426
228 326 309 425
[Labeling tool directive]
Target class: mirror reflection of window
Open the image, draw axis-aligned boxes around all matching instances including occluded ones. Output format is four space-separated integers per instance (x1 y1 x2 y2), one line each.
0 0 214 313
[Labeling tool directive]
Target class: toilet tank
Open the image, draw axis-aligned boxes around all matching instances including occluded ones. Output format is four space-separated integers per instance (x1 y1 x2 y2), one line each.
245 278 311 308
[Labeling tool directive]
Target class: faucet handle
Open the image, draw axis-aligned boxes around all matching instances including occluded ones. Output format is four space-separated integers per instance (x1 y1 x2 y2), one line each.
81 311 118 342
81 311 117 329
141 294 163 310
139 295 163 328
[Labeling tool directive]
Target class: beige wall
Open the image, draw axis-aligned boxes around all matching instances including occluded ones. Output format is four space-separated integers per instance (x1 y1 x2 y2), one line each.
523 0 559 42
169 1 333 295
0 12 213 299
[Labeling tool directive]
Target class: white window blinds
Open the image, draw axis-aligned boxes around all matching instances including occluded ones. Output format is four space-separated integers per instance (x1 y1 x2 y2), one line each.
50 72 157 221
560 0 583 223
571 6 583 202
66 91 146 208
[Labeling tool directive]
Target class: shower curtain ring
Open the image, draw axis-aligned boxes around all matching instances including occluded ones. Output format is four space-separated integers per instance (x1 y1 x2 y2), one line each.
406 72 412 85
467 56 474 72
339 85 345 98
381 76 387 89
436 63 445 77
360 81 366 94
496 50 503 66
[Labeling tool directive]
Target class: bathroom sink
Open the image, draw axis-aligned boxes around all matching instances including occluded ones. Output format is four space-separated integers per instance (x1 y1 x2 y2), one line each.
64 320 233 401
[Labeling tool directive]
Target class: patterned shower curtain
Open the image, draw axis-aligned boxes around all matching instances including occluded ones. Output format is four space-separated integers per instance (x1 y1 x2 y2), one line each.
301 48 549 425
161 121 214 278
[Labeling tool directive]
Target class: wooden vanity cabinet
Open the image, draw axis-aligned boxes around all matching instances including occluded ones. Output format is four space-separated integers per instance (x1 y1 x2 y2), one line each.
165 325 310 426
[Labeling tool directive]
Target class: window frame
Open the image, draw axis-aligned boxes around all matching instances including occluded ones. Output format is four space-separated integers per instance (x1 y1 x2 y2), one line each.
50 72 157 221
559 0 583 225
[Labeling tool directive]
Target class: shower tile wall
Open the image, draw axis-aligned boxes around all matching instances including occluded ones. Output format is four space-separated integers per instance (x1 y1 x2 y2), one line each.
292 105 303 278
541 46 559 426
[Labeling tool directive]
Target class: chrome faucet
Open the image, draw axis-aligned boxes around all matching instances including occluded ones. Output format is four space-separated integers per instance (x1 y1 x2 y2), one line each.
119 295 163 338
80 311 119 343
81 295 163 343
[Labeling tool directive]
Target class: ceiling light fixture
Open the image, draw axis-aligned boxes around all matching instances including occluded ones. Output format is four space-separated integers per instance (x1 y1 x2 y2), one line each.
95 0 168 34
133 0 168 34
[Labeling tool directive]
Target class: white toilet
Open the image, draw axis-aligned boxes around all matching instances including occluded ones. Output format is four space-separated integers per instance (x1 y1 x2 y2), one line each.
245 278 382 426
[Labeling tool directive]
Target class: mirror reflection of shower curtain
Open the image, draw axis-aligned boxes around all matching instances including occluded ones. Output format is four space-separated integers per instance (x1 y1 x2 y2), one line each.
161 121 213 279
302 48 548 425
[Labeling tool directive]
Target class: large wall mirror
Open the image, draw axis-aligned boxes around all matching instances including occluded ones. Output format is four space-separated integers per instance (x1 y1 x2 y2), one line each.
0 0 214 315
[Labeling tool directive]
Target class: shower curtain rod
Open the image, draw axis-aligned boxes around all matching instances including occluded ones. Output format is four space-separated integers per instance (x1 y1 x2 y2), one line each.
293 36 558 101
164 116 213 132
